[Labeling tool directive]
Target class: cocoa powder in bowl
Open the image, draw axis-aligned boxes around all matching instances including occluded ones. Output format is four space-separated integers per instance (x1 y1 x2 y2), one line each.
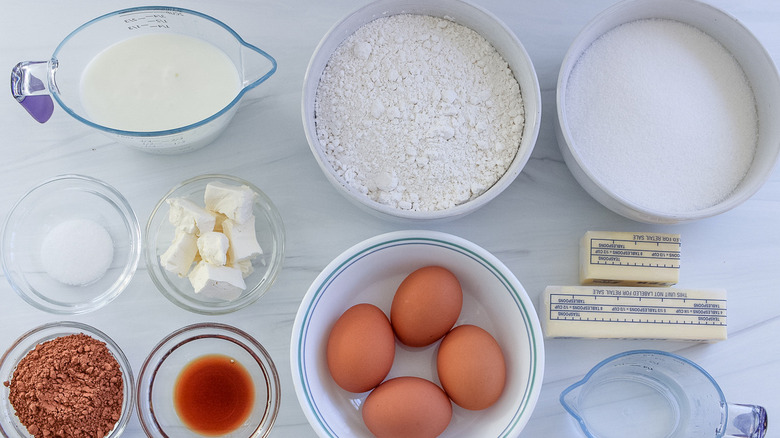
3 333 124 438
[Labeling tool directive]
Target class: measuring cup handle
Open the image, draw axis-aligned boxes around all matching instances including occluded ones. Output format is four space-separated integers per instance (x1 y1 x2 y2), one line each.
11 60 54 123
724 403 768 438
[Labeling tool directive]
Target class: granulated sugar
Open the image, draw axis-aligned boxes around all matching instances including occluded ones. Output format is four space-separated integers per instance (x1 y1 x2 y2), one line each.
40 218 114 285
566 19 757 213
315 14 524 212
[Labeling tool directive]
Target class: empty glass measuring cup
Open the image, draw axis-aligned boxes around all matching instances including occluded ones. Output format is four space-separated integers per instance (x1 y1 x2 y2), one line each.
11 6 276 154
561 350 767 438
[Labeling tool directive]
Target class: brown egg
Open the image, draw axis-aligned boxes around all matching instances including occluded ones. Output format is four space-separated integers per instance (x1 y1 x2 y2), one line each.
436 324 506 410
390 266 463 347
326 303 395 393
362 376 452 438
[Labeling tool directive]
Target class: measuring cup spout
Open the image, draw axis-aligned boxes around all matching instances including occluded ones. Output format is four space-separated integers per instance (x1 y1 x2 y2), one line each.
723 403 767 438
239 42 277 91
560 379 589 431
11 61 55 123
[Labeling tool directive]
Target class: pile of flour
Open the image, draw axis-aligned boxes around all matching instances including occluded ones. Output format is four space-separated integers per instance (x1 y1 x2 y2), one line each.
315 14 524 212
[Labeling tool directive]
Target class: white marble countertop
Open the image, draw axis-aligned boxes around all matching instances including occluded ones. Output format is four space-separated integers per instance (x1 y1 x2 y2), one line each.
1 0 779 436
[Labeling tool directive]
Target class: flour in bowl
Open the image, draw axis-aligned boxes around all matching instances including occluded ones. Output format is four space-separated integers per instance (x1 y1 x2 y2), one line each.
315 14 524 212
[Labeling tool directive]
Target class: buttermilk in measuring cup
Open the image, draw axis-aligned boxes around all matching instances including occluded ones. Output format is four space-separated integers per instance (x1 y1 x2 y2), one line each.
80 33 240 132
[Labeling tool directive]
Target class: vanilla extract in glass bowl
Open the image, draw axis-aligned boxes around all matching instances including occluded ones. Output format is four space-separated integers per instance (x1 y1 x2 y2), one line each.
174 354 255 435
136 323 280 438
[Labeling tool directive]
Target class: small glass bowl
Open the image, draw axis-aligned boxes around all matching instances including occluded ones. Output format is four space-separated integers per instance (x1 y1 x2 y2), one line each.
0 321 135 438
0 174 141 314
136 323 281 438
144 174 285 314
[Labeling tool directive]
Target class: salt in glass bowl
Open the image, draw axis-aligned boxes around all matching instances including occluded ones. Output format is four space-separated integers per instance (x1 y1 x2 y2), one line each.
291 230 545 437
302 0 541 222
0 321 135 438
555 0 780 224
144 174 285 315
136 323 281 438
0 174 141 314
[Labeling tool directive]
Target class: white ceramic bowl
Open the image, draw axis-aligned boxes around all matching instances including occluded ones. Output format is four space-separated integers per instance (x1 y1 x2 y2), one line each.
556 0 780 224
291 230 544 437
302 0 541 222
1 175 141 313
145 174 285 314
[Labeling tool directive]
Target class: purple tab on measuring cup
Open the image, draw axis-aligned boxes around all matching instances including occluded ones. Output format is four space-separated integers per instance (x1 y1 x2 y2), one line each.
11 61 55 123
18 95 54 123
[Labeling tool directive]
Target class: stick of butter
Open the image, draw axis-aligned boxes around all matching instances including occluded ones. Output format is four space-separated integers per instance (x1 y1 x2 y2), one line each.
580 231 680 286
540 285 726 342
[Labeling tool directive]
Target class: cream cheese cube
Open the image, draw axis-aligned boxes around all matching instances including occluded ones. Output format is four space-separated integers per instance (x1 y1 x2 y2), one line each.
188 261 246 301
213 213 228 233
204 182 257 224
167 197 217 235
160 229 198 277
197 231 230 266
232 258 255 278
222 216 263 262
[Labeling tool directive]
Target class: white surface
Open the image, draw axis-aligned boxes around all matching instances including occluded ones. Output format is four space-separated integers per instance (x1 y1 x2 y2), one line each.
1 1 778 437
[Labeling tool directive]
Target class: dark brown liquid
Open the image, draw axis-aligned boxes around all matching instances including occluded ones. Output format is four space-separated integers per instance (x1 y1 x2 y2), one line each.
174 354 254 436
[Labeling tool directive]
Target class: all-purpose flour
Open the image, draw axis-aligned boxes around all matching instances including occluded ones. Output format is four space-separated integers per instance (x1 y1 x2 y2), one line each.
315 14 524 212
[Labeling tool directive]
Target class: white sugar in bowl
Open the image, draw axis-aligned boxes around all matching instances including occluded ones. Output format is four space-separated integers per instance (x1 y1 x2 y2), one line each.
556 0 780 224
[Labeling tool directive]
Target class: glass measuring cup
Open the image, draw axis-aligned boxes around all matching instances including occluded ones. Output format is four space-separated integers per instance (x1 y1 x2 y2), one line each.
11 6 276 154
561 350 767 438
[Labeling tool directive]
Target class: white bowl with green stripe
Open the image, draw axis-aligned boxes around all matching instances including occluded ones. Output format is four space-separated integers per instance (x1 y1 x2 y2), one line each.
291 230 544 437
